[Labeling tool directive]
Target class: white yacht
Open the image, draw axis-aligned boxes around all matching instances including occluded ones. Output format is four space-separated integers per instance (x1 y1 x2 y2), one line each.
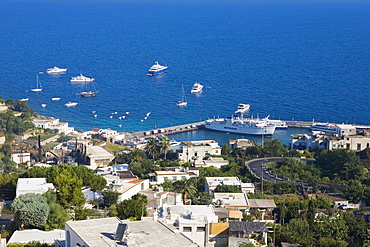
190 82 203 93
46 66 67 74
310 123 337 133
70 74 95 83
41 104 47 108
205 116 276 136
147 61 167 76
235 103 250 114
20 98 29 102
65 102 78 107
170 140 181 146
51 97 61 101
176 85 187 107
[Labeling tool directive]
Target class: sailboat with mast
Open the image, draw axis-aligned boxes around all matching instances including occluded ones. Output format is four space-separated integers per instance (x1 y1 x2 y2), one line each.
79 81 99 97
31 73 42 92
176 85 187 107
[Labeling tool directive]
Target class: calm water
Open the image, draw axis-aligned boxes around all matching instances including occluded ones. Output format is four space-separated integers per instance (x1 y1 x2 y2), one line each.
0 1 369 145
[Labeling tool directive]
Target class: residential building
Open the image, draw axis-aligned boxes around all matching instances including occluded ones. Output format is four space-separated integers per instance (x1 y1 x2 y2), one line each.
205 177 255 194
11 152 31 164
8 229 64 245
16 178 55 198
164 205 218 246
213 193 249 210
150 167 199 184
141 187 183 209
178 140 222 162
336 124 357 137
248 199 276 221
32 116 74 134
65 217 197 247
290 133 328 150
85 145 115 169
229 139 254 150
328 135 370 151
228 221 268 247
194 157 229 169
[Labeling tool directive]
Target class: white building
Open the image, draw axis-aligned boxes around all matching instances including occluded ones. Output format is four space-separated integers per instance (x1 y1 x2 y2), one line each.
205 177 255 194
213 193 249 210
194 157 229 169
336 124 357 137
16 178 55 198
11 153 31 164
150 167 199 184
85 145 115 170
178 140 222 162
32 116 74 134
165 205 218 246
8 229 64 245
65 217 197 247
141 187 183 209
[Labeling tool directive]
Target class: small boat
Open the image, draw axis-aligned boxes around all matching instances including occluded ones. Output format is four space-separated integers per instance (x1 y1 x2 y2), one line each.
46 66 67 74
70 74 95 83
146 112 151 117
41 104 46 107
51 97 61 101
20 98 29 102
235 103 250 114
170 140 181 146
31 73 42 92
147 61 168 76
176 85 187 107
65 102 78 107
190 82 203 93
126 112 129 115
109 116 113 119
93 115 97 118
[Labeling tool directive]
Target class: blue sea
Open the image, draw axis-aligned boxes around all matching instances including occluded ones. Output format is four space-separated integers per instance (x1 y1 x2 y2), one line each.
1 0 370 145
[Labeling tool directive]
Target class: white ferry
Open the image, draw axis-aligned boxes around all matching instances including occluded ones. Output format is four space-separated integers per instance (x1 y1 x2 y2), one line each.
265 119 288 129
205 116 276 136
46 66 67 74
191 82 203 93
70 74 95 83
147 61 167 76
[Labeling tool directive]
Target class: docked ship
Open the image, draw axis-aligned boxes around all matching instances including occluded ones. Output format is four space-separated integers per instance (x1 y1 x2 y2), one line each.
147 61 167 76
190 82 203 93
46 66 67 74
310 123 337 133
262 116 288 129
205 116 276 136
235 103 250 114
70 74 95 83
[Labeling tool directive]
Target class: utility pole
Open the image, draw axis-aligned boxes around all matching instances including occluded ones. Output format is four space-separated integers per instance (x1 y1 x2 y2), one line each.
261 161 263 194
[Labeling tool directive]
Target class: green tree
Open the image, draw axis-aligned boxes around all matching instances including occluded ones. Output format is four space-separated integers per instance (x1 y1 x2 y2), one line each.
191 192 213 205
159 136 171 159
53 169 85 209
11 193 50 230
145 138 159 160
214 184 242 193
45 203 69 230
102 189 119 207
313 213 349 241
174 179 197 205
221 144 230 155
117 198 147 220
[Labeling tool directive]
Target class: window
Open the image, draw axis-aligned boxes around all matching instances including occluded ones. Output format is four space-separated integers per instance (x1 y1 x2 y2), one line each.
357 143 361 150
172 176 177 181
197 227 206 232
66 230 70 247
215 150 218 153
164 177 169 181
183 227 192 232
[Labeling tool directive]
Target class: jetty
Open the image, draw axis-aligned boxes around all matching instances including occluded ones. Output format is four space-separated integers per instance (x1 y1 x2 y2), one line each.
126 119 370 140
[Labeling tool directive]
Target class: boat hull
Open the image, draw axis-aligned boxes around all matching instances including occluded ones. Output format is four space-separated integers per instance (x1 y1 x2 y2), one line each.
205 118 276 136
147 68 167 76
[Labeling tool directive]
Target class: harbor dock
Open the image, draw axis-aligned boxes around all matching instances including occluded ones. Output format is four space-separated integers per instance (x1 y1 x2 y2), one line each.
127 119 370 140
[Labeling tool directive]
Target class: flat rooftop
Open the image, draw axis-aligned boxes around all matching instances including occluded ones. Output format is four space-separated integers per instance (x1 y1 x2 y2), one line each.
66 217 197 247
8 229 64 243
16 178 55 197
213 193 248 207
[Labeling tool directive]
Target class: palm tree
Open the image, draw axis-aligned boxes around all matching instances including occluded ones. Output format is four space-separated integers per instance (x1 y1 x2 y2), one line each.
145 138 159 160
159 136 171 160
176 179 197 205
